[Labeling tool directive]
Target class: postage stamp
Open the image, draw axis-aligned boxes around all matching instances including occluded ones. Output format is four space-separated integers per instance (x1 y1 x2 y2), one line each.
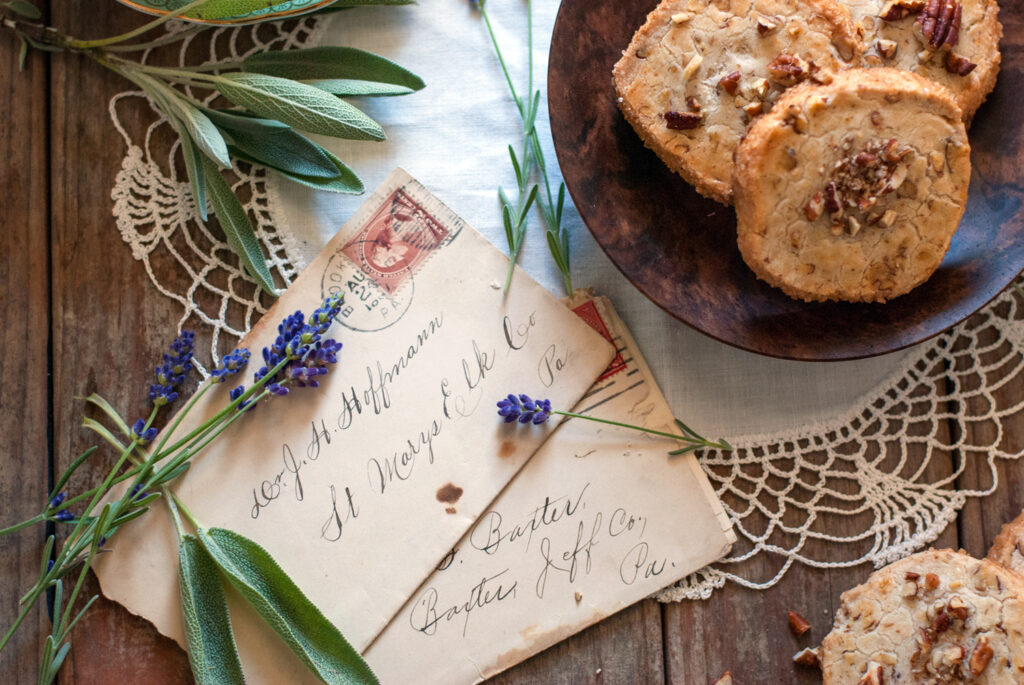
340 187 449 297
572 299 626 381
321 184 451 333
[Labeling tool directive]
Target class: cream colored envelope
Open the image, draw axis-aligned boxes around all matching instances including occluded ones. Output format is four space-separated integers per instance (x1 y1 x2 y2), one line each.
365 295 735 683
94 169 615 679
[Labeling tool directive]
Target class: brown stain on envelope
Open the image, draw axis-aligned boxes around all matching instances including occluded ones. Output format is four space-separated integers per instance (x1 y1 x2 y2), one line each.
436 483 463 507
498 440 516 458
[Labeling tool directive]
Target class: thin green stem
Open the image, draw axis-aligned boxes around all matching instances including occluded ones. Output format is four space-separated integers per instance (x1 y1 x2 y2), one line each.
104 25 207 53
175 58 244 73
164 489 187 540
67 0 212 49
0 514 46 537
479 6 519 109
552 410 730 450
150 382 212 460
170 492 202 530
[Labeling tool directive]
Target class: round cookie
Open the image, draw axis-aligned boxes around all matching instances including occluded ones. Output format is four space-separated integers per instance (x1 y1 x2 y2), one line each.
841 0 1001 122
733 68 970 303
987 510 1024 575
612 0 860 204
820 549 1024 684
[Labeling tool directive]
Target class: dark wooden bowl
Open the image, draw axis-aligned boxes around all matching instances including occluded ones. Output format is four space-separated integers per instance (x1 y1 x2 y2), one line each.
548 0 1024 361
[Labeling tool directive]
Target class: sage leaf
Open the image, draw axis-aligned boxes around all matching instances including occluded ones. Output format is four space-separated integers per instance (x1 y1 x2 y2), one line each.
179 536 245 685
229 145 363 195
204 108 339 179
305 79 415 98
179 132 210 221
314 0 415 9
5 0 42 19
243 47 424 91
197 527 378 685
200 156 278 296
214 73 384 141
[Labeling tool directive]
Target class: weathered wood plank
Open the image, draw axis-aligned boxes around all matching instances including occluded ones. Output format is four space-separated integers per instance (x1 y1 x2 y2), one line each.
47 2 194 682
489 599 664 685
0 4 52 682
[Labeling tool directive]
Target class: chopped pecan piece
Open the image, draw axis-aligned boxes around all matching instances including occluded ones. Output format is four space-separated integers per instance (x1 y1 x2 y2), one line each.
787 610 811 636
945 51 977 75
880 0 926 21
905 571 921 580
767 53 809 87
793 647 820 668
858 662 884 685
664 110 702 130
824 182 842 214
805 192 824 220
924 573 940 591
742 102 764 120
918 0 962 50
756 15 780 35
876 39 898 59
719 70 741 95
931 607 952 634
970 638 994 675
686 96 702 112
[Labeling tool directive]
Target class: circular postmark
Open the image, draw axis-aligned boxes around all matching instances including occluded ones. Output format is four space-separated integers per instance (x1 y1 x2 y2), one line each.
320 247 414 332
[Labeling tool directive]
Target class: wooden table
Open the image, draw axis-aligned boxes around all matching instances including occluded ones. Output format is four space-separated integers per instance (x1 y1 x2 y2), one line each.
2 3 1022 683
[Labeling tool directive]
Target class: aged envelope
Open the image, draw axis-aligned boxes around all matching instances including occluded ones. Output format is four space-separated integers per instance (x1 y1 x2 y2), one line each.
364 295 735 683
94 169 615 676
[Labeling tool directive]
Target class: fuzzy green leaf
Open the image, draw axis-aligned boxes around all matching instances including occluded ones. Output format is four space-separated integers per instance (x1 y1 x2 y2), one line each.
228 145 363 194
204 108 339 179
243 47 424 91
200 156 278 295
83 394 132 438
179 536 245 685
214 73 384 141
304 79 415 97
179 132 210 221
197 527 378 685
5 0 41 19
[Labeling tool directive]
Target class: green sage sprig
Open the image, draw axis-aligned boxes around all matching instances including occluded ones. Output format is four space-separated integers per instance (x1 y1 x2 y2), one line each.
1 0 424 296
475 0 572 294
0 294 377 685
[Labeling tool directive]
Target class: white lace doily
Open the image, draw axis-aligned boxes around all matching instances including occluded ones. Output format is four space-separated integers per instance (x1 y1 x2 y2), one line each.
108 18 1024 601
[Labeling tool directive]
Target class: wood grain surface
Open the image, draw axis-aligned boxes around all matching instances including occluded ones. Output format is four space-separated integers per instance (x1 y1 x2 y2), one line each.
0 1 1022 684
548 0 1024 361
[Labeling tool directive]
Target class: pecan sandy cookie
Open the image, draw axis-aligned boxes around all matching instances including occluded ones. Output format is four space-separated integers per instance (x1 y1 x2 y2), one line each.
987 510 1024 575
612 0 860 204
842 0 1001 122
734 68 970 303
820 549 1024 683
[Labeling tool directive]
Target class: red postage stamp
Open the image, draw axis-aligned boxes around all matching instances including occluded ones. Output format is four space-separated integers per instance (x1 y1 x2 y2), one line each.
340 187 450 296
572 299 626 381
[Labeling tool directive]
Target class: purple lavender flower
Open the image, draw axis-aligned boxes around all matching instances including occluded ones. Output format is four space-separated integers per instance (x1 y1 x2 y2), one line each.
129 484 147 501
149 331 195 407
252 296 345 400
229 385 254 410
131 419 159 445
54 510 73 522
47 492 66 510
211 348 251 383
497 394 552 425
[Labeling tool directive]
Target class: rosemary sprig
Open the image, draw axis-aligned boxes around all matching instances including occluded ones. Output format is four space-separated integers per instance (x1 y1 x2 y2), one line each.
1 0 423 296
475 0 573 295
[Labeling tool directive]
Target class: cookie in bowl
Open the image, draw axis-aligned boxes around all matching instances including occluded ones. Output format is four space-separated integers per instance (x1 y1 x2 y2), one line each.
613 0 860 204
733 68 970 303
820 549 1024 683
842 0 1001 122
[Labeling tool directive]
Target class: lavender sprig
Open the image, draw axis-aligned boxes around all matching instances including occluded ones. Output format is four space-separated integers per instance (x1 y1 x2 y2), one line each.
497 393 732 455
474 0 573 294
0 293 349 684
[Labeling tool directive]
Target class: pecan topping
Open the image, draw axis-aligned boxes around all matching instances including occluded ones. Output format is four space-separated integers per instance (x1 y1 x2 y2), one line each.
924 573 940 591
805 192 824 220
787 610 811 636
793 647 820 668
945 51 977 75
918 0 962 50
858 662 884 685
756 15 780 35
970 638 994 675
719 70 741 95
767 53 809 87
664 111 702 130
742 102 763 120
686 96 701 112
931 607 951 634
876 39 898 59
880 0 926 21
905 571 921 580
809 139 913 228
